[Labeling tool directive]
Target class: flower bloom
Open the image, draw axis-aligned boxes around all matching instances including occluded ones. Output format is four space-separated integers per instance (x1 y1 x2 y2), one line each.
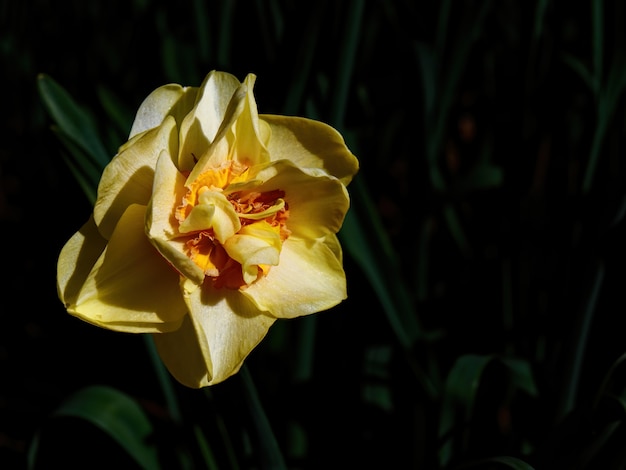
57 71 359 387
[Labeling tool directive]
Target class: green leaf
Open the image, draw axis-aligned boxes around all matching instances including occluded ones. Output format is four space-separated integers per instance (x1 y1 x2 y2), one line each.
439 355 538 467
500 357 538 397
29 385 160 470
37 74 111 169
341 177 423 350
96 84 134 141
460 164 504 191
439 354 494 466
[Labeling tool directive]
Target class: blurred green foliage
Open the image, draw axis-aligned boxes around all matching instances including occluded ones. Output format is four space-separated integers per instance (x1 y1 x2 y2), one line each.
3 0 626 469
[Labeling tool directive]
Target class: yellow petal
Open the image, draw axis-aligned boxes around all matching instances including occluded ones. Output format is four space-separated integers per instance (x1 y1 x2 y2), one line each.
223 221 281 285
179 190 241 243
243 236 346 318
261 114 359 185
231 73 270 167
73 204 187 333
146 150 205 284
153 279 275 387
185 87 246 181
178 71 242 171
94 115 178 240
57 215 108 309
129 84 198 138
249 160 350 240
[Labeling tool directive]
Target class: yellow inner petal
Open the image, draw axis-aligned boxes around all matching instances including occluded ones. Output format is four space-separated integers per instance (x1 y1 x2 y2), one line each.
174 162 290 289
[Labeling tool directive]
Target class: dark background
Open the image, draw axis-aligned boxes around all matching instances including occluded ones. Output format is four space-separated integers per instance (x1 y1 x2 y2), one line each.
3 1 626 468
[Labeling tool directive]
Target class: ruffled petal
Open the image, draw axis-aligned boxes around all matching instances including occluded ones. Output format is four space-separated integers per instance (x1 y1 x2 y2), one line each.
94 115 178 240
243 236 346 318
146 150 205 284
232 74 270 167
154 279 275 387
248 160 350 240
262 114 359 185
223 221 281 284
179 190 241 243
57 216 108 309
178 71 242 171
73 204 187 333
129 84 198 138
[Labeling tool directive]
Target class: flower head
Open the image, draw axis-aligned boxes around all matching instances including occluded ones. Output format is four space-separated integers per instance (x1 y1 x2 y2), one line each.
57 71 359 387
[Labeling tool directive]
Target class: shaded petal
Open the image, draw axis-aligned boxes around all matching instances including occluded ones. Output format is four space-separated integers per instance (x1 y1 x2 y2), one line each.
152 313 211 388
73 204 187 333
178 71 242 171
129 84 198 138
248 160 350 240
185 83 246 180
154 279 275 387
243 236 346 318
232 74 270 167
261 114 359 185
94 116 178 240
146 150 205 284
57 216 107 309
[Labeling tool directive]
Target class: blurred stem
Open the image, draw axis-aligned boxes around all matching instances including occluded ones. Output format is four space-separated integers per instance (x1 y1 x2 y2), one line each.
143 336 194 469
282 0 327 115
582 114 608 195
329 0 364 127
557 259 604 421
143 335 182 424
216 0 235 69
203 388 241 470
435 0 451 56
592 0 603 94
240 365 287 470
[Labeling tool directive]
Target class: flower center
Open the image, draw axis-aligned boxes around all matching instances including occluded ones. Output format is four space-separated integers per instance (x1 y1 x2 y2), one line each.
176 162 290 289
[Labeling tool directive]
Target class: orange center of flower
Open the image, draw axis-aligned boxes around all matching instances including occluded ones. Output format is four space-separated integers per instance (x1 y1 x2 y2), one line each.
176 162 290 289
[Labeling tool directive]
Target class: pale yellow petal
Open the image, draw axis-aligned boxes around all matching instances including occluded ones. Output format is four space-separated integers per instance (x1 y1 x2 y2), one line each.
146 150 205 284
57 216 107 309
178 71 242 171
152 312 211 388
247 160 350 240
232 74 270 167
94 115 178 240
243 236 346 318
261 114 359 185
223 222 281 284
185 83 247 180
129 84 198 138
179 190 241 243
154 279 275 387
73 204 187 333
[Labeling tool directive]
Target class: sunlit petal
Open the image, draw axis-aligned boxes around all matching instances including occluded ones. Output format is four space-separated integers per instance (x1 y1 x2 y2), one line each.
262 114 359 184
232 74 270 167
94 116 178 240
129 84 198 138
243 236 346 318
155 279 275 387
223 222 281 284
147 150 205 284
249 160 350 240
178 71 242 171
179 190 241 243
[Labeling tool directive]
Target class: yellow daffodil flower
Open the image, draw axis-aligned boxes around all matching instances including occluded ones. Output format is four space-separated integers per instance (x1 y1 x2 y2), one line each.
57 71 359 387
